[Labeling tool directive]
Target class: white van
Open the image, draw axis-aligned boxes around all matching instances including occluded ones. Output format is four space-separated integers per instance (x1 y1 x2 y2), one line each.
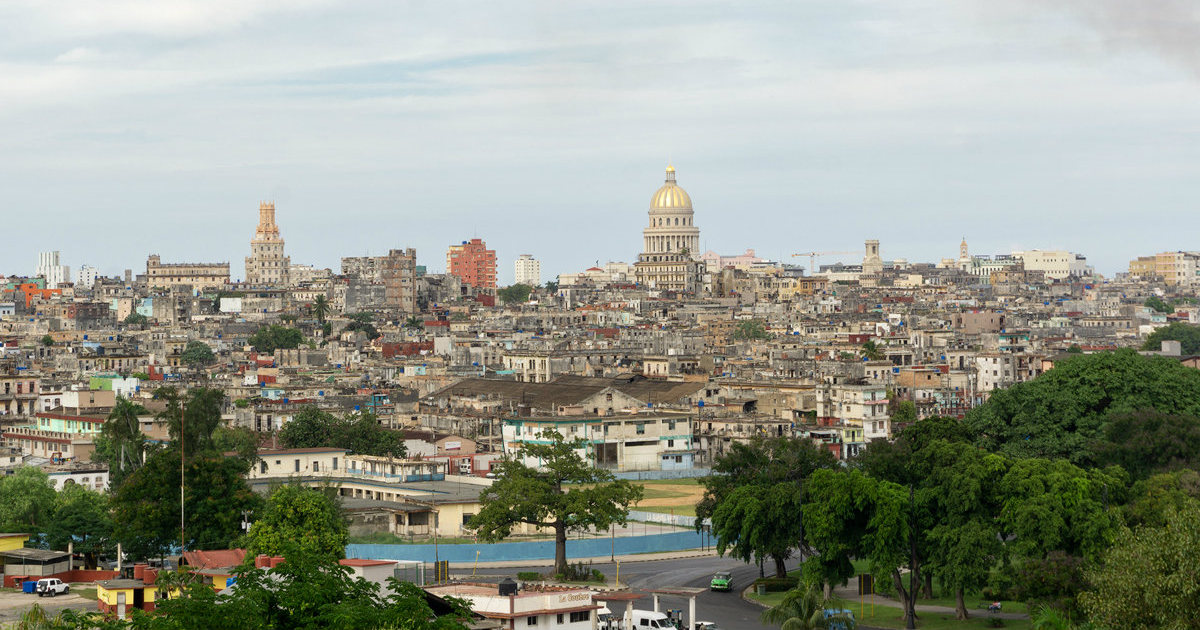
632 610 675 629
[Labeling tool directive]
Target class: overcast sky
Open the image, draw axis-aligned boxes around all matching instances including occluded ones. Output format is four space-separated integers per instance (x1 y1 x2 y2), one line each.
3 0 1199 284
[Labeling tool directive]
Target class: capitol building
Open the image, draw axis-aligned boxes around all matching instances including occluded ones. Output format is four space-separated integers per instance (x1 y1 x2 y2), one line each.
634 165 706 293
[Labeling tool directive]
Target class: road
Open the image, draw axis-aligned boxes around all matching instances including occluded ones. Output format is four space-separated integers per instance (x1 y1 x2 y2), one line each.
475 555 784 630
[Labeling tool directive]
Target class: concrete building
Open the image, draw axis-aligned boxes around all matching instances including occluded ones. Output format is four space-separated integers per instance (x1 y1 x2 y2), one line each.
424 582 600 630
502 412 696 472
447 239 497 289
75 265 100 289
514 254 541 286
381 248 418 313
1011 250 1092 281
1128 251 1200 286
634 165 705 293
862 240 883 275
245 201 290 287
145 255 231 291
36 252 70 289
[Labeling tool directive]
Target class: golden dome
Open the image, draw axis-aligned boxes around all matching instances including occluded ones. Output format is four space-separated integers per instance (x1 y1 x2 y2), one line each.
650 166 691 211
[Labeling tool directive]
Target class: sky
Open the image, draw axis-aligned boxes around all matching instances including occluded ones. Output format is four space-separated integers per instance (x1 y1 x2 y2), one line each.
3 0 1200 284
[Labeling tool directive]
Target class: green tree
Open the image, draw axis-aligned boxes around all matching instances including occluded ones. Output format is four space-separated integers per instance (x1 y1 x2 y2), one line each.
698 437 837 577
155 386 228 458
247 325 304 354
732 319 770 341
180 341 215 366
1123 469 1200 528
112 449 261 560
124 312 149 326
889 400 916 428
93 397 153 488
1141 321 1200 354
342 312 380 340
46 485 113 569
760 581 856 630
544 279 559 294
468 430 643 576
212 425 261 471
965 349 1200 463
0 467 57 533
1144 295 1174 314
277 406 405 458
311 294 330 323
710 483 804 579
860 340 885 361
40 334 54 347
403 315 423 329
147 547 474 630
1079 503 1200 630
497 284 533 305
247 484 347 560
916 441 1008 620
1090 410 1200 480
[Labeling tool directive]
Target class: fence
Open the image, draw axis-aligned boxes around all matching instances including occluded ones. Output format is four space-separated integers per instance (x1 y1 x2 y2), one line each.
611 468 711 481
627 510 709 529
346 530 706 564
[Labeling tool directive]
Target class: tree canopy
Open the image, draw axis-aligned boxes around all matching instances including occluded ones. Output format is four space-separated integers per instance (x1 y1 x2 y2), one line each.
247 484 347 560
468 430 643 575
277 406 405 458
497 284 533 305
46 485 113 569
180 340 215 366
1080 503 1200 630
1090 410 1200 480
93 397 154 488
0 467 57 534
1144 295 1174 314
964 349 1200 462
732 319 770 341
124 312 149 325
1141 321 1200 354
248 325 304 354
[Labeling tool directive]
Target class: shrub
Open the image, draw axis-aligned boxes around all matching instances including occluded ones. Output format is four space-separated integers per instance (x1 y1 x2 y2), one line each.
517 571 540 581
753 577 800 592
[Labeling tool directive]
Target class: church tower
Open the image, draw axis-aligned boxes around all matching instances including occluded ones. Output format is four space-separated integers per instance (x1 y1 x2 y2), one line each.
245 201 290 287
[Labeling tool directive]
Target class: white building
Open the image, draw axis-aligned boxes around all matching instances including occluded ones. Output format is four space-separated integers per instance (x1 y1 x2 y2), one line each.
1011 250 1093 281
424 582 599 630
502 413 696 472
514 254 541 286
76 265 100 289
36 252 70 289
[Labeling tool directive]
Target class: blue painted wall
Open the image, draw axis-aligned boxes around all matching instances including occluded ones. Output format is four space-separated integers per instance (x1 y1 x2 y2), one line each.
346 530 704 564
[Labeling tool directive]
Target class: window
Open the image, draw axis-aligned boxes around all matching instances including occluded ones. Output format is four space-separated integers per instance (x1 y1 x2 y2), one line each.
332 457 338 470
526 616 538 626
668 420 676 431
668 439 675 448
294 459 300 472
557 614 564 624
260 461 267 474
313 461 320 473
636 423 645 435
570 611 590 623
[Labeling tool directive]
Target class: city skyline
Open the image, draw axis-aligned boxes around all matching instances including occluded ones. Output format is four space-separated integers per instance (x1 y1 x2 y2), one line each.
5 1 1200 282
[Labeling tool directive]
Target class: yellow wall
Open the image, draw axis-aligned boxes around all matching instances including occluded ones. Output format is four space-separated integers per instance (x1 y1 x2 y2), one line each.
97 586 158 606
0 535 31 552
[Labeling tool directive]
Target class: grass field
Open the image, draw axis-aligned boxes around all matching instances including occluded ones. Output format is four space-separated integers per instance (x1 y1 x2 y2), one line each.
572 477 704 518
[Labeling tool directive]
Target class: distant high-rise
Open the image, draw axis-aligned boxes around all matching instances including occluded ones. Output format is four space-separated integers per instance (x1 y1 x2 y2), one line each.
35 251 70 289
245 201 290 286
514 255 541 286
447 238 497 289
76 265 100 289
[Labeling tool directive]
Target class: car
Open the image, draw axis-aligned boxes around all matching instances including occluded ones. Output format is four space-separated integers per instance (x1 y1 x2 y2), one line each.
709 571 732 592
36 578 69 597
823 608 855 630
694 622 722 630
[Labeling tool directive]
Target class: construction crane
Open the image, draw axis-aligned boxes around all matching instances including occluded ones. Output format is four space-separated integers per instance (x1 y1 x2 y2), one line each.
793 251 856 274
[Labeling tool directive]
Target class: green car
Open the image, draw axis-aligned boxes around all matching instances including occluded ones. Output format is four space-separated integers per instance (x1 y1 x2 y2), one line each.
710 571 732 592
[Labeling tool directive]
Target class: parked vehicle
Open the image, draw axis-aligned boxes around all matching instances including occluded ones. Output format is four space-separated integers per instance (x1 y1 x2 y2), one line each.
632 610 674 628
694 622 721 630
823 608 856 630
36 578 69 597
709 571 732 592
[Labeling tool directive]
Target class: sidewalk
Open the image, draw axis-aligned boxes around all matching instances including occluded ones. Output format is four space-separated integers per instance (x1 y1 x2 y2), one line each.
741 582 1028 622
452 547 718 569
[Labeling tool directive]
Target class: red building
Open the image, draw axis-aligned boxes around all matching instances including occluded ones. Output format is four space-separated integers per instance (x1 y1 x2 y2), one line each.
446 238 497 289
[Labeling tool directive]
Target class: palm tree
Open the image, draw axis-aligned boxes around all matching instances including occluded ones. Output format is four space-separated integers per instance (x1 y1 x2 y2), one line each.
403 315 423 329
312 295 329 324
760 582 856 630
861 340 886 361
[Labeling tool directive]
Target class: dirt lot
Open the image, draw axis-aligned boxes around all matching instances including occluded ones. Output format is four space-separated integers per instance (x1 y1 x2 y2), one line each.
0 588 94 625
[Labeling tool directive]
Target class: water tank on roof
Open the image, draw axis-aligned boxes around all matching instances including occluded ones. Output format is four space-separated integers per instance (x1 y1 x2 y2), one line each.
499 577 518 596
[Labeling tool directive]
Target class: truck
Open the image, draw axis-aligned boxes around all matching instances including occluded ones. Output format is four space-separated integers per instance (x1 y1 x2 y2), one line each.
36 578 69 597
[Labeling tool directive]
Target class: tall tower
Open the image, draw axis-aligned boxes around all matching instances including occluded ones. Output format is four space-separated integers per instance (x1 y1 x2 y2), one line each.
245 201 290 287
862 239 883 275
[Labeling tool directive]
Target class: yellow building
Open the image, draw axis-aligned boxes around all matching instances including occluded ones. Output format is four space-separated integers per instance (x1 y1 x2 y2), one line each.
0 533 30 552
